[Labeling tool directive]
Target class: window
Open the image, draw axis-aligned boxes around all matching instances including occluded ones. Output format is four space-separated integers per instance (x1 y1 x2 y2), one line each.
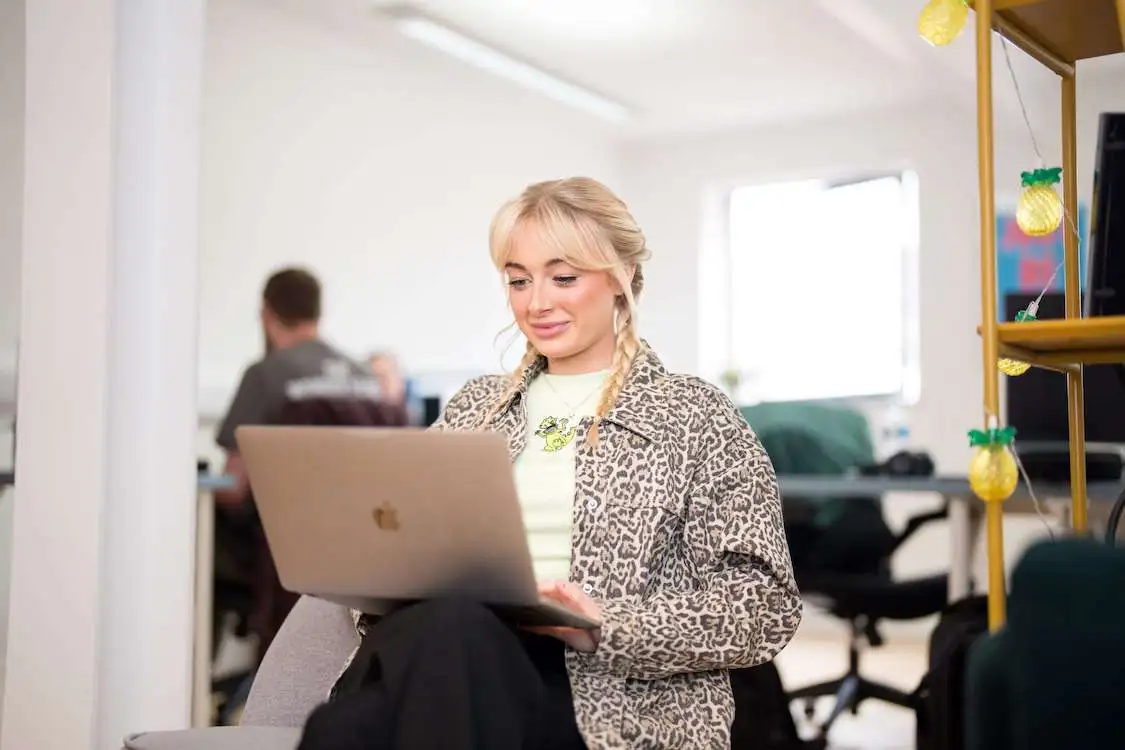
724 171 920 404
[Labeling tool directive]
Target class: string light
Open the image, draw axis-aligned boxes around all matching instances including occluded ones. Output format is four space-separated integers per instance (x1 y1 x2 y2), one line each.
918 0 969 46
995 36 1081 378
968 424 1019 503
919 23 1076 532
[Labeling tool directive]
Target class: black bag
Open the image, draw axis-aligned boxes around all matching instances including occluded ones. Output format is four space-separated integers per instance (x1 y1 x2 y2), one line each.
914 595 990 750
730 662 819 750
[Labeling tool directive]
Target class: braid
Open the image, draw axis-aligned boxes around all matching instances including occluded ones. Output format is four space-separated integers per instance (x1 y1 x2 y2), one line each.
586 299 642 447
477 340 540 430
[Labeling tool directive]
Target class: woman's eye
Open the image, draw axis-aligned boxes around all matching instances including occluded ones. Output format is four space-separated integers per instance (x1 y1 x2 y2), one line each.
508 278 530 289
554 276 578 286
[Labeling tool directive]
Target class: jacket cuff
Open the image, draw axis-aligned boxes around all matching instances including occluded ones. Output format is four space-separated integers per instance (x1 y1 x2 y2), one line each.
584 598 641 675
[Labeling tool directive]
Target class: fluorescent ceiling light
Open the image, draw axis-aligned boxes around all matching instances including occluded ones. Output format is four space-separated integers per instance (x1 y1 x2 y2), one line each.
473 0 658 41
394 15 631 123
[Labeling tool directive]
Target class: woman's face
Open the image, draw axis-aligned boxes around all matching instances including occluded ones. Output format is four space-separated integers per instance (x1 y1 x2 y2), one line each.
504 222 619 375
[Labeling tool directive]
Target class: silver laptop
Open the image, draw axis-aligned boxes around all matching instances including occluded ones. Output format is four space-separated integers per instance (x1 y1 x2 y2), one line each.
234 425 600 629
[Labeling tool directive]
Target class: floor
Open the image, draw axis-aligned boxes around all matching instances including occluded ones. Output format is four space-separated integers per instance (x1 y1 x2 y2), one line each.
777 614 927 750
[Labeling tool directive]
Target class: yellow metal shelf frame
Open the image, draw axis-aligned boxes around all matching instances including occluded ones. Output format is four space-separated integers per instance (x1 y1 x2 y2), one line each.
973 0 1124 73
969 0 1124 631
997 316 1125 366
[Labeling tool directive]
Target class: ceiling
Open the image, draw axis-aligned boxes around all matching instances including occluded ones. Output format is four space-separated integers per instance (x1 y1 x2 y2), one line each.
300 0 1125 138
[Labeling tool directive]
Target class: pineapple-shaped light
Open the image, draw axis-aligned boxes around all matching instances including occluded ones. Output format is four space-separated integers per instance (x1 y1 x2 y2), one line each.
1017 167 1064 237
968 425 1019 503
918 0 969 46
997 307 1037 377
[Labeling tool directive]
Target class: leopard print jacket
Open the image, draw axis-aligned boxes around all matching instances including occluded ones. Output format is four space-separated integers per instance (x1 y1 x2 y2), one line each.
340 344 802 748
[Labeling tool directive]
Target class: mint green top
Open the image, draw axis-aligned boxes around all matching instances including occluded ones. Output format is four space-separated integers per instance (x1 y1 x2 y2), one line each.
513 369 609 581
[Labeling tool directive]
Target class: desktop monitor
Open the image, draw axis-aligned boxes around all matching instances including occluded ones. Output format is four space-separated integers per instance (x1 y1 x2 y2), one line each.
1085 112 1125 318
1005 291 1125 448
421 396 443 427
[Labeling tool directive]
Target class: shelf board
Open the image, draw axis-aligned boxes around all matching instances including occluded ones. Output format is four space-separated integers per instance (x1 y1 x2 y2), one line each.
974 0 1124 66
992 315 1125 367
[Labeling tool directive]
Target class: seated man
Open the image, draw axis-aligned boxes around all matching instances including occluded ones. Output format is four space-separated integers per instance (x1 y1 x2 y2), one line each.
215 267 392 506
213 266 400 663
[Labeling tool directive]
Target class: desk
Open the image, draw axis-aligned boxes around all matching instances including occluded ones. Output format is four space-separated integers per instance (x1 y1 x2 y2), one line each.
778 475 1124 600
198 474 235 492
0 471 227 491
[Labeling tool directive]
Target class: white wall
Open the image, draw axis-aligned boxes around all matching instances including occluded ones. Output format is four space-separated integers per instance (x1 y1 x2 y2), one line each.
0 0 623 425
197 0 622 417
618 64 1125 627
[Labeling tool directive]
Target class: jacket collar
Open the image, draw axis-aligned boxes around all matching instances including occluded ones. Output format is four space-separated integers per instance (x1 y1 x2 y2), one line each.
497 341 666 442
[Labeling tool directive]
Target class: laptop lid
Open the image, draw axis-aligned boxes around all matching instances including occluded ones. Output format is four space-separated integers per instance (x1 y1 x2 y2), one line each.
234 426 541 614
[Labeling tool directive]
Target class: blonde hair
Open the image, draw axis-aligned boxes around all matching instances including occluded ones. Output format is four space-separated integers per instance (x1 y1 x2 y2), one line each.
481 177 650 446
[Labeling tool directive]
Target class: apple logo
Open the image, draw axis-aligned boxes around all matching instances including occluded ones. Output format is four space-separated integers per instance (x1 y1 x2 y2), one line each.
372 504 400 531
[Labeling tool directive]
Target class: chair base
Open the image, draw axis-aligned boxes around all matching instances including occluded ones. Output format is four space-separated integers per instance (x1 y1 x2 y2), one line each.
790 672 914 740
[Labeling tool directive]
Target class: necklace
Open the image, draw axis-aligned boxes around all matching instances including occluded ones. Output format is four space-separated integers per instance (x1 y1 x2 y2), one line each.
533 374 605 454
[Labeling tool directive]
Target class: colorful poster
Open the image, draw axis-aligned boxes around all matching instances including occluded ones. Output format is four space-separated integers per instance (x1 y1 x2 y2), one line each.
995 203 1088 320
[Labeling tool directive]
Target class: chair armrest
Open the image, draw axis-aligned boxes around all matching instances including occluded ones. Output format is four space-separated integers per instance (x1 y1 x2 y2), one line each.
124 727 301 750
890 501 949 553
240 596 359 728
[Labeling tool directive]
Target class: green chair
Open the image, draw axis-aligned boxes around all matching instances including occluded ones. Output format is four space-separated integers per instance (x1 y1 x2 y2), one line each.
740 401 875 527
966 537 1125 750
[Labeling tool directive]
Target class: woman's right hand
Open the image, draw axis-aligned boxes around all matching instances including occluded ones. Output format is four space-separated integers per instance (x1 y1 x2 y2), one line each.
523 581 602 653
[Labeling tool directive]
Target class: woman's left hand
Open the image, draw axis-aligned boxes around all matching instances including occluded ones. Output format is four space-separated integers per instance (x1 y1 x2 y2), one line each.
525 580 603 653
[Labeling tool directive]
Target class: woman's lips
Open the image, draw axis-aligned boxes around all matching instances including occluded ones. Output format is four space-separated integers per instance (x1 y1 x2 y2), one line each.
531 322 570 339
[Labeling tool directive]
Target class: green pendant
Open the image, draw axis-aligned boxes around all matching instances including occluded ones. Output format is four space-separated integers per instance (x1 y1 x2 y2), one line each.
535 416 577 453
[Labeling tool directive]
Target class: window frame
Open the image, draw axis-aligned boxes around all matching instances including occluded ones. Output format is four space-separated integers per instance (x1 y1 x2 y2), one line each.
717 168 922 406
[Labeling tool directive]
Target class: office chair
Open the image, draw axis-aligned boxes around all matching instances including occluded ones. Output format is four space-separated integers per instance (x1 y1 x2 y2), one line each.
741 402 952 742
786 500 949 740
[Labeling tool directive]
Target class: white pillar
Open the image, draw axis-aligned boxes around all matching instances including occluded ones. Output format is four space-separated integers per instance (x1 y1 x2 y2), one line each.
98 0 206 746
2 1 205 747
0 0 27 716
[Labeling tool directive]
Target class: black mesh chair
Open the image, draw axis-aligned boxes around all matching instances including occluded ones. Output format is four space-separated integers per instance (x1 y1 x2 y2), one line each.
787 498 949 740
742 403 952 743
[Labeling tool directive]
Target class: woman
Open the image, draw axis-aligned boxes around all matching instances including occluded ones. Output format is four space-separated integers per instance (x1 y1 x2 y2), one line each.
298 177 802 750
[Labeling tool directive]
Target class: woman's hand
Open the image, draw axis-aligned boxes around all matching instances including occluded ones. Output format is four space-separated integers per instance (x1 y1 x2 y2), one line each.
525 580 603 653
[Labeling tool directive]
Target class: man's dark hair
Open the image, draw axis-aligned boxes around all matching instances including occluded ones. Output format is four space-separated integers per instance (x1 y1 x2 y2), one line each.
262 267 321 326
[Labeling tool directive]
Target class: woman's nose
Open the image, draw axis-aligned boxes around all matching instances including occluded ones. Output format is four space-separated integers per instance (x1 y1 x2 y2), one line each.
529 281 553 312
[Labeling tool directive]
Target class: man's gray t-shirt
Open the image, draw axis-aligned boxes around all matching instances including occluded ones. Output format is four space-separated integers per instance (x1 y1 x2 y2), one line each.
216 339 380 451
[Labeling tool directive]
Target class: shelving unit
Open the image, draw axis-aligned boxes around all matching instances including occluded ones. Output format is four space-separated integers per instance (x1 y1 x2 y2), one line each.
969 0 1125 630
